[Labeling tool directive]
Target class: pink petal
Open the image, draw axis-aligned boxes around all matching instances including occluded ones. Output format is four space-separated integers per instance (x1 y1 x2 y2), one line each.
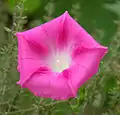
24 71 74 100
69 48 108 94
16 34 50 85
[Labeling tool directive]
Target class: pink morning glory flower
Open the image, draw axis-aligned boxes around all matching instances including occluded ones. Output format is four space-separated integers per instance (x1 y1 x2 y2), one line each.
15 11 108 100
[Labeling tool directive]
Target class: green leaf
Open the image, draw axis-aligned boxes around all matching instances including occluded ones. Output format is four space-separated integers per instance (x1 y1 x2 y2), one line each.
29 20 43 28
8 0 41 14
14 90 35 109
4 27 11 33
53 101 72 115
53 0 73 17
104 2 120 16
54 101 70 110
100 75 117 90
53 110 71 115
83 104 96 115
91 86 107 109
76 0 117 46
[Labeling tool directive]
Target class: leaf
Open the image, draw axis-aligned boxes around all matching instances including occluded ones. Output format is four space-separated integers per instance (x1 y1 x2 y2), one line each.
53 110 71 115
92 93 102 108
4 27 11 33
104 1 120 16
28 20 43 28
53 0 74 17
83 104 96 115
54 101 70 110
8 0 41 14
100 75 117 90
76 0 118 46
53 101 72 115
89 85 107 109
0 22 5 44
14 89 36 110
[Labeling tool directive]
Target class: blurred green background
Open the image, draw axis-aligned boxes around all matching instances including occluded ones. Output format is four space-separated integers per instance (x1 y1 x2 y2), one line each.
0 0 120 115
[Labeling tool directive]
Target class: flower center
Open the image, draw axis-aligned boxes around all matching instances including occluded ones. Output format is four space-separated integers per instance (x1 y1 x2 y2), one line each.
50 51 71 72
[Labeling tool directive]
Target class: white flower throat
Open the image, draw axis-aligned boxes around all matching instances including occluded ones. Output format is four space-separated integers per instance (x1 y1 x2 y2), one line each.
50 51 71 72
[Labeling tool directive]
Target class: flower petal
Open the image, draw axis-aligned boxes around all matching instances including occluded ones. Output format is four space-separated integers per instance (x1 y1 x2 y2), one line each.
24 71 74 100
16 34 51 86
69 48 108 94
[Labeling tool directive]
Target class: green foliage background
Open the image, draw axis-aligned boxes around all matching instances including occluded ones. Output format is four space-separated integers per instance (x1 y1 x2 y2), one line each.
0 0 120 115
